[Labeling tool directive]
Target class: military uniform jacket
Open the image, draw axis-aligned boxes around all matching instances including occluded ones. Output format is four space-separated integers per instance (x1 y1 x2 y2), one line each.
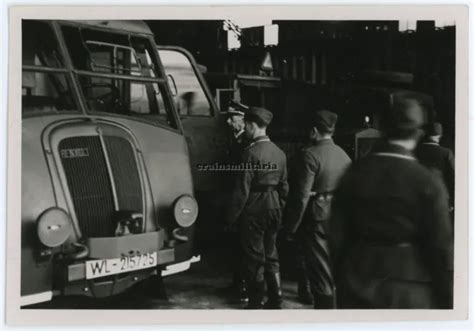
228 130 247 165
226 135 289 225
224 130 247 191
330 142 453 307
284 138 352 234
416 141 455 202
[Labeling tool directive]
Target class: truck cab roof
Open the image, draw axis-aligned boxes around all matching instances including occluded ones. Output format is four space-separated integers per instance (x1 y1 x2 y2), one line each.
62 20 153 35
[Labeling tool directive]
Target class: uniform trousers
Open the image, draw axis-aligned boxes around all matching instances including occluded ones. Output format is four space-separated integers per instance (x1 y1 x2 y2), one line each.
300 221 335 297
240 209 282 282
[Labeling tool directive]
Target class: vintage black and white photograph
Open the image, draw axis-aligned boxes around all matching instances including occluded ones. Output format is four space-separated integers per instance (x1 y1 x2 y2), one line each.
5 4 469 326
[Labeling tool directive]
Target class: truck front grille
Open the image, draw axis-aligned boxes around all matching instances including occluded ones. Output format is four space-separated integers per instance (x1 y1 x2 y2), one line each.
59 135 142 238
104 136 142 213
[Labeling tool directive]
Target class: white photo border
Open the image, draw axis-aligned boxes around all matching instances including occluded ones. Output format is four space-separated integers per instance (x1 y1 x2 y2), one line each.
4 3 470 327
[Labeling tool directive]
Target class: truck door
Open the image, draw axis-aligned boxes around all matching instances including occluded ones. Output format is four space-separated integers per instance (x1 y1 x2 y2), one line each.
158 47 227 193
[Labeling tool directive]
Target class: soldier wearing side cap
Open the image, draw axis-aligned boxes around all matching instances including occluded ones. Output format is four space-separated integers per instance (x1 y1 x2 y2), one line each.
416 122 455 209
225 107 289 309
283 110 352 309
330 97 453 309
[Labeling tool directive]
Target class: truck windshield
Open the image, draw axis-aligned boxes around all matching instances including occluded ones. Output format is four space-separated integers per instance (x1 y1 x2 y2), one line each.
61 24 178 129
22 20 77 115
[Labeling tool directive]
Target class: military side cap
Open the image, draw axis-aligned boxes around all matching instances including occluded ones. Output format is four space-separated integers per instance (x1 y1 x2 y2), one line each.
425 122 443 136
227 100 248 116
313 110 338 133
244 107 273 126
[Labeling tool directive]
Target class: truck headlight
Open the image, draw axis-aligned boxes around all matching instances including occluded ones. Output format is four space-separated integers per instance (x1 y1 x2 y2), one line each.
173 195 198 228
37 208 73 247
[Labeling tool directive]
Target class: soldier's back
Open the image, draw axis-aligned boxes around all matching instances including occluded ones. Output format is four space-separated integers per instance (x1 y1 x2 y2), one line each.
244 140 287 183
333 143 452 308
304 139 351 193
242 138 288 212
346 150 443 243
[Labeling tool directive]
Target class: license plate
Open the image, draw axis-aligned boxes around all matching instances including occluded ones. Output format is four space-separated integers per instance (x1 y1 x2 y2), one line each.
85 252 158 280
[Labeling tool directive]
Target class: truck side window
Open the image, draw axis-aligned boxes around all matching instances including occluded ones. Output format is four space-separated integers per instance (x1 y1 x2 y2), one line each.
159 50 212 117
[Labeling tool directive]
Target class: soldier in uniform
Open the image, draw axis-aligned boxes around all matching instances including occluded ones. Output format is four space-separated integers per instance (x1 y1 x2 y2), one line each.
224 100 249 303
330 98 454 309
225 107 289 309
283 110 352 309
416 122 455 208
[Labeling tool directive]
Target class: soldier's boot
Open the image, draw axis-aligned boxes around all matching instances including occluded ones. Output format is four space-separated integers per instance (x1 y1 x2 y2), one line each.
246 281 265 309
263 272 283 309
297 276 313 305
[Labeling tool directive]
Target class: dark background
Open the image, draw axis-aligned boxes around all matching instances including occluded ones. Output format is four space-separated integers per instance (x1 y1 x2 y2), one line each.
147 20 455 150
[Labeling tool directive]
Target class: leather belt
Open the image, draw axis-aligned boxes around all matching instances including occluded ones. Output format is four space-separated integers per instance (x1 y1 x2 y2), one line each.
250 184 278 193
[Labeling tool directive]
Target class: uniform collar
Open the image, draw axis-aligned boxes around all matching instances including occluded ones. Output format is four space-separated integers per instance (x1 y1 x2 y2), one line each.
421 141 439 146
313 137 334 146
251 135 270 144
246 135 271 149
373 142 416 161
